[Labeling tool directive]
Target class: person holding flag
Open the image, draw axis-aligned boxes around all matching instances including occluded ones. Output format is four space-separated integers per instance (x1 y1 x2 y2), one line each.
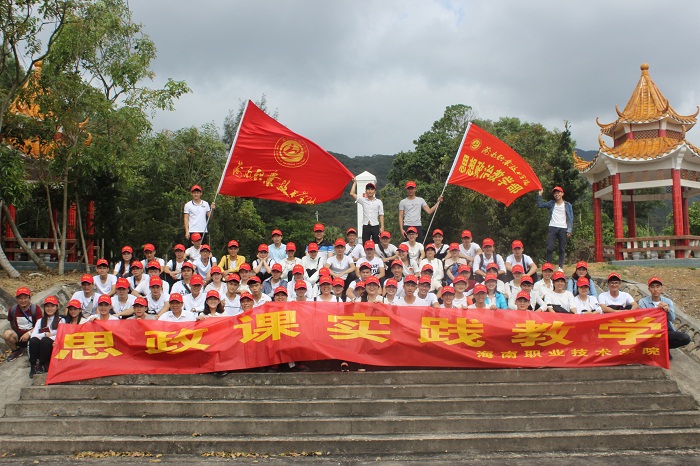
398 181 442 242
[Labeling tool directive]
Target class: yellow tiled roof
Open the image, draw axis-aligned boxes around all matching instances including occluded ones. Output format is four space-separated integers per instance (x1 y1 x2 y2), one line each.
597 64 698 135
598 135 700 160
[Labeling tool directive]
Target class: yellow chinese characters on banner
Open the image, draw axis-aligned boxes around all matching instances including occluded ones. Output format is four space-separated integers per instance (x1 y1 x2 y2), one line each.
55 331 122 360
234 310 300 343
229 161 316 205
327 313 391 343
419 317 485 347
598 316 663 345
145 329 209 354
511 320 573 347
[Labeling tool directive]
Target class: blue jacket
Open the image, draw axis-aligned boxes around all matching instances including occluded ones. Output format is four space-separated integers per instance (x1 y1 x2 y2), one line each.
566 277 598 298
537 195 574 234
638 295 676 331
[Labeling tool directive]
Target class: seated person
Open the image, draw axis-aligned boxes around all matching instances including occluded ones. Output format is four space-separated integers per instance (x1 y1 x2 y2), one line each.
443 243 467 285
170 261 195 296
219 239 245 275
93 258 117 297
472 238 505 282
262 263 287 298
286 264 314 299
111 278 136 318
598 272 639 313
375 231 398 267
71 274 99 318
395 275 429 306
381 278 399 304
638 277 691 350
252 244 273 282
87 295 119 321
131 297 151 320
3 287 42 361
302 243 325 286
418 244 444 290
505 240 538 280
440 285 456 308
182 274 206 313
514 291 534 311
159 293 197 322
222 274 242 316
572 277 602 314
417 276 440 308
483 273 508 310
347 262 373 300
457 230 481 266
28 296 60 376
360 241 386 279
113 246 133 278
567 261 598 298
542 271 577 313
248 276 271 308
467 284 489 309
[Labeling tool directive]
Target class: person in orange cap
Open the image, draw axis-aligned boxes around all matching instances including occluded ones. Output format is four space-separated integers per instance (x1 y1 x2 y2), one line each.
398 180 443 242
638 277 691 351
28 296 61 376
3 287 43 361
184 184 214 241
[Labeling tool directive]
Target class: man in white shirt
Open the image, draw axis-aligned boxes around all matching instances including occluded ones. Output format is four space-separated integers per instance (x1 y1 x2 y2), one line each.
598 272 639 313
350 179 385 243
473 238 506 281
398 180 442 242
183 274 206 313
185 233 203 262
183 184 214 241
458 230 481 266
159 293 197 322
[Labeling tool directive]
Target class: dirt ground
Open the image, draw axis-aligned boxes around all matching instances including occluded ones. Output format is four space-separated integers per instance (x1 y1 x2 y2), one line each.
0 263 697 320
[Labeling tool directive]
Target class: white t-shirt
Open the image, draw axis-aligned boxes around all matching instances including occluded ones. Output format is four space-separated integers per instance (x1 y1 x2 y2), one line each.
375 243 397 262
111 295 136 314
401 242 424 263
204 282 227 297
419 258 445 282
135 277 170 297
141 257 165 270
544 290 577 312
356 196 384 226
326 255 354 280
573 295 602 314
532 279 554 303
473 253 506 274
159 311 197 322
93 274 117 295
550 203 567 229
183 292 206 313
185 245 201 262
356 256 385 277
395 296 430 307
70 291 98 317
171 280 192 296
505 254 535 271
147 293 169 314
223 294 242 316
253 294 272 308
287 279 314 299
459 243 481 260
418 292 439 307
344 243 363 262
193 256 217 278
598 291 636 309
184 199 211 233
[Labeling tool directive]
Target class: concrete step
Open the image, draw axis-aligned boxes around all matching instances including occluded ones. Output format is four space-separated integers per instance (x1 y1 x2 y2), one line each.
6 393 697 418
0 411 698 437
1 429 700 455
51 365 666 386
20 379 681 401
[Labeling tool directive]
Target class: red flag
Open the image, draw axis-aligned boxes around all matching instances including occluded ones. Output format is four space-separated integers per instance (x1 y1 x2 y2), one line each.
446 123 542 206
217 101 353 205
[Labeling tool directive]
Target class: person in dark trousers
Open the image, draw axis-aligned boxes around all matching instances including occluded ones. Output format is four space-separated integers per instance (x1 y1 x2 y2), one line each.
537 186 573 271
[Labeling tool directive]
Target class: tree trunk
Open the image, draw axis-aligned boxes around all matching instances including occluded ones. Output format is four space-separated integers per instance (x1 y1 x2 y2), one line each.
75 196 91 272
58 170 69 276
1 202 51 273
44 183 61 252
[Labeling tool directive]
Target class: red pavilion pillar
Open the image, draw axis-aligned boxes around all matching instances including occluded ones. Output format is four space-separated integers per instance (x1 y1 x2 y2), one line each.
592 182 604 262
671 169 684 258
626 190 637 238
4 204 17 260
682 193 690 235
612 174 624 260
86 201 95 264
67 202 77 262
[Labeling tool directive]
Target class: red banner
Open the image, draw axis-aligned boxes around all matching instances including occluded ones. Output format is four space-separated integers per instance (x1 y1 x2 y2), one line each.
217 101 353 205
447 123 542 206
47 305 669 384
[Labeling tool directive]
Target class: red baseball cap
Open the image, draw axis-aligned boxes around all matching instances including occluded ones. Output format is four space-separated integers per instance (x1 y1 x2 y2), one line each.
397 244 409 252
143 243 155 252
390 259 404 268
516 291 530 301
441 286 455 295
458 264 471 273
406 226 418 234
486 262 499 271
239 292 254 301
364 240 375 250
346 228 358 236
365 182 376 189
575 261 589 270
358 262 372 270
406 181 417 189
43 295 58 306
404 275 418 284
541 263 554 271
209 266 222 275
191 184 202 192
511 240 523 249
97 295 112 305
227 239 239 248
200 244 211 251
520 275 534 284
576 277 590 287
512 265 524 274
238 263 251 271
271 263 283 272
121 246 133 254
80 274 94 284
313 223 325 232
365 276 380 286
485 273 498 282
453 275 467 284
552 271 566 281
174 244 185 251
149 276 163 287
292 264 305 275
648 276 663 286
449 243 460 251
319 276 333 285
247 276 261 285
286 242 296 251
419 275 432 285
482 238 494 247
461 230 472 239
432 229 444 236
473 284 487 294
181 261 194 270
134 297 148 307
15 287 31 297
96 258 109 267
115 278 129 289
294 281 307 290
334 239 346 247
190 275 204 285
354 280 366 289
257 244 268 252
130 261 143 269
607 272 621 282
421 264 434 272
191 233 202 242
319 267 331 276
147 260 161 270
67 299 82 309
384 278 398 288
271 229 283 236
332 277 345 287
425 243 436 251
226 273 241 283
206 290 220 300
380 231 391 239
307 242 319 252
552 186 564 193
169 293 184 303
274 286 288 296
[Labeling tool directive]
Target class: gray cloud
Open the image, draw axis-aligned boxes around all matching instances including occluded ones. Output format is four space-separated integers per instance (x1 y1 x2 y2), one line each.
129 0 700 156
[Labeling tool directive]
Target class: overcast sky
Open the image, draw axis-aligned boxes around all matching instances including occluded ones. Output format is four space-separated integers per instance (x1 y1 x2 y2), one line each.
128 0 700 157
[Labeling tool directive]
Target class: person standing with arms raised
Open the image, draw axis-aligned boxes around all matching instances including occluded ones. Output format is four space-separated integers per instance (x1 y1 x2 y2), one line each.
537 186 573 272
398 181 442 242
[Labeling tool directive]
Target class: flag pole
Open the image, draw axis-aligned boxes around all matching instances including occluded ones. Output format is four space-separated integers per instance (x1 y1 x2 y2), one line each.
422 122 472 245
202 100 251 242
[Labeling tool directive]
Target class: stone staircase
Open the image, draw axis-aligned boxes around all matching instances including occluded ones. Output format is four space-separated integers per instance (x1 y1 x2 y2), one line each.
0 365 699 457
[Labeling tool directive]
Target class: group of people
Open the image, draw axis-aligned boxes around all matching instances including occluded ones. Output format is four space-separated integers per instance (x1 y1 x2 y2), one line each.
1 182 690 377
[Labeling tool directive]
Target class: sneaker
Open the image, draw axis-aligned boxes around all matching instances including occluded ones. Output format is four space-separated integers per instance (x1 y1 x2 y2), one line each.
35 366 46 374
558 267 564 272
6 348 23 362
29 366 37 378
213 371 229 377
291 363 310 372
